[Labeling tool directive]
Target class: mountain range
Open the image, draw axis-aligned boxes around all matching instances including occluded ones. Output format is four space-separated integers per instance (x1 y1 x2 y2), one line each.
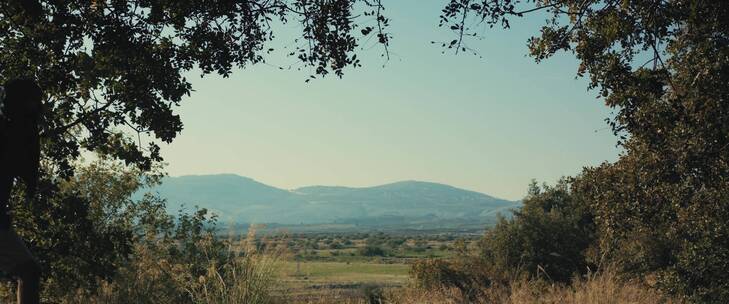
141 174 519 230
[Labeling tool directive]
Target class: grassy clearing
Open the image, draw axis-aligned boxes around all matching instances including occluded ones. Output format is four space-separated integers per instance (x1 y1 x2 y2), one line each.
278 261 410 302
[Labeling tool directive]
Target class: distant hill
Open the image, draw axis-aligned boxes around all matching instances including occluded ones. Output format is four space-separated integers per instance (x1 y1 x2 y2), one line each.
141 174 520 230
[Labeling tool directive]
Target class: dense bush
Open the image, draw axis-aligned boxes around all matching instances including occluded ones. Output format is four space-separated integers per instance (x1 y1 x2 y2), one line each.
576 157 729 302
410 179 598 299
410 258 490 298
358 246 388 257
86 219 283 304
413 170 729 303
477 179 597 283
329 241 344 250
3 161 158 300
0 161 282 303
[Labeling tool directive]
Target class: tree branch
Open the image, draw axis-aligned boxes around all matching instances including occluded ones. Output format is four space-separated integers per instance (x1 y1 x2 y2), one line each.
42 101 114 138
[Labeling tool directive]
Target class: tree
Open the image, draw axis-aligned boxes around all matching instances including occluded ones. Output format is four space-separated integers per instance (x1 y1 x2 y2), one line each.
439 0 729 301
6 160 165 299
476 179 596 283
1 3 390 295
0 0 391 176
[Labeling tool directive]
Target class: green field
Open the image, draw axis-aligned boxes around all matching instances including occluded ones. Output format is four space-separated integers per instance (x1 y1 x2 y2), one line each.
281 261 410 284
266 232 477 301
278 261 410 301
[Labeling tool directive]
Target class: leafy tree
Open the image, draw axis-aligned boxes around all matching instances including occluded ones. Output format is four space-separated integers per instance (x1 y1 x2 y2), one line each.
4 160 256 303
477 179 596 283
5 160 165 299
439 0 729 301
574 152 729 302
1 1 389 297
0 0 391 176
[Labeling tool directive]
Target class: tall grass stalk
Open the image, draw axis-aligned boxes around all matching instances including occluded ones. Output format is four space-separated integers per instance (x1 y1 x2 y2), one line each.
187 226 285 304
77 225 285 304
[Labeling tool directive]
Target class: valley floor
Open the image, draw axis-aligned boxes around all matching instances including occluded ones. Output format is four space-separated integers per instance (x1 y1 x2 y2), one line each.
279 261 409 302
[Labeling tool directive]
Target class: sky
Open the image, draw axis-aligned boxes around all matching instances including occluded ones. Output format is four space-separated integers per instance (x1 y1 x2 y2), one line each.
159 1 621 201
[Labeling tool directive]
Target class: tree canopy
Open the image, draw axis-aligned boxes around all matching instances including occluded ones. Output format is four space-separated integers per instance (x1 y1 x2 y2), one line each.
5 0 725 179
1 0 391 176
444 1 729 301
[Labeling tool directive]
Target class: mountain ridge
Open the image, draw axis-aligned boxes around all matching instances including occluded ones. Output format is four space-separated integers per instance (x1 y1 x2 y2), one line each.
143 174 520 228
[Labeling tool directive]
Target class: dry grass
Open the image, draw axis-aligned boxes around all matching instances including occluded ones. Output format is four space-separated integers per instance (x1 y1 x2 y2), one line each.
387 268 683 304
1 234 683 304
75 226 286 304
504 270 683 304
297 268 683 304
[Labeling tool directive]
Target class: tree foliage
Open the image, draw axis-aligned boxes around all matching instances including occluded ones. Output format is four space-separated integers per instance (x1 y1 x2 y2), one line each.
440 0 729 301
0 0 391 176
477 179 596 283
5 161 165 298
3 159 256 303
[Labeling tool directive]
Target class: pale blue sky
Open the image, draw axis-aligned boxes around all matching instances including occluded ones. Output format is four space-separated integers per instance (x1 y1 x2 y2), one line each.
159 1 620 201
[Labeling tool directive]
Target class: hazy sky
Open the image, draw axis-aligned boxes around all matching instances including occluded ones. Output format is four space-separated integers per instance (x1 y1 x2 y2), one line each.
159 1 620 201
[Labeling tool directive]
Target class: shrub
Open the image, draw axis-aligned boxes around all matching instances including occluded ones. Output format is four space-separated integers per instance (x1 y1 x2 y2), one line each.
408 179 597 301
476 179 596 283
359 284 384 304
576 160 729 303
410 258 491 301
359 246 387 257
82 219 283 304
2 161 160 301
0 161 283 304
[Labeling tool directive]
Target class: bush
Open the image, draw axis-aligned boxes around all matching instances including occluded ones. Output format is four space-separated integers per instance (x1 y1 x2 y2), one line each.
359 284 384 304
386 238 406 248
476 179 596 283
0 161 283 304
576 160 729 303
86 223 283 304
411 259 484 292
2 161 158 300
408 179 597 301
359 245 387 257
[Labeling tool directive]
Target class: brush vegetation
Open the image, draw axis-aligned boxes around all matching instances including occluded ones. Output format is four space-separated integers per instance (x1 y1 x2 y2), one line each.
0 161 685 303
